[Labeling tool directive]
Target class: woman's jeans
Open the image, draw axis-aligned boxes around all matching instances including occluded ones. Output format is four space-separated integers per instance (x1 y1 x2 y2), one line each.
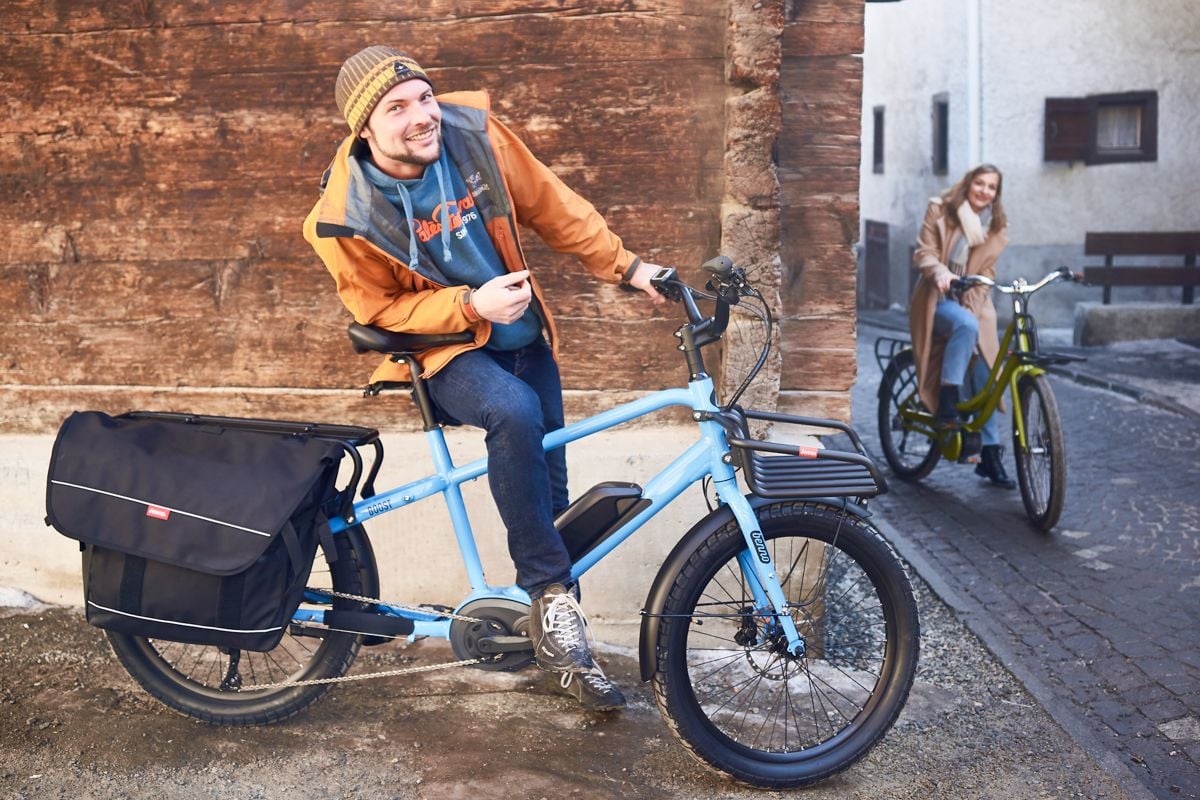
425 340 572 599
932 298 1001 446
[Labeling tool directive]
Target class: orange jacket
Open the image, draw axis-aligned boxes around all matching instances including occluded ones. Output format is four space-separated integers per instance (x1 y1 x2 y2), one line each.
303 90 640 384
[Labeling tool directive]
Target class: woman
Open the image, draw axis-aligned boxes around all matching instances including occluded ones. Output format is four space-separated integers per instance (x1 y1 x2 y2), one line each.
909 163 1014 488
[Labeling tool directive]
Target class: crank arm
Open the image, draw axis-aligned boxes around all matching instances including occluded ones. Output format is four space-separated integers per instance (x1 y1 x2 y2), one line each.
475 635 534 655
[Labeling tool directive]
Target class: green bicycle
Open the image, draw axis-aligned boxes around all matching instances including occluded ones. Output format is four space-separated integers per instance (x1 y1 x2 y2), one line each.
875 267 1086 531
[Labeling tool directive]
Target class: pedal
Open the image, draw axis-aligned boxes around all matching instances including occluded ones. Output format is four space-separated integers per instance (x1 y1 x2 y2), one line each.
957 431 982 463
475 635 534 655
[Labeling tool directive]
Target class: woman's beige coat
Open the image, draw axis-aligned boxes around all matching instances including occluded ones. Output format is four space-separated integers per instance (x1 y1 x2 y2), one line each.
908 198 1008 413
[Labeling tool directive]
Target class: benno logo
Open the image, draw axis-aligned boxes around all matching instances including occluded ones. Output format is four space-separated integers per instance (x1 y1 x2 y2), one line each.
750 530 770 563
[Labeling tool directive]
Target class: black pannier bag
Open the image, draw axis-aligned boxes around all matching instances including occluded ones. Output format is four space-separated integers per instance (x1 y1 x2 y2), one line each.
46 411 348 652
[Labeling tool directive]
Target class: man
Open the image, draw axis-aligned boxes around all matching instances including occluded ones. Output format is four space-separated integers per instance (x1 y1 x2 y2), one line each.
303 47 664 711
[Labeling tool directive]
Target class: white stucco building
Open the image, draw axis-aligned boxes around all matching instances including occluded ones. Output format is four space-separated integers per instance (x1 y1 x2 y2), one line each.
859 0 1200 326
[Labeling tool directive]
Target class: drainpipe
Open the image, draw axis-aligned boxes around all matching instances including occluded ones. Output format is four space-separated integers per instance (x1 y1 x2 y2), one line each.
966 0 982 166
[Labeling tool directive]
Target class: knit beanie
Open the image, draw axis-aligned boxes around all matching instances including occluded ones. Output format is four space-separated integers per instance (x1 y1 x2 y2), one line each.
335 46 434 136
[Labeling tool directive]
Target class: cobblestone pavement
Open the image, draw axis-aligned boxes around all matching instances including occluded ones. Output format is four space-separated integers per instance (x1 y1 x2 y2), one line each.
854 320 1200 800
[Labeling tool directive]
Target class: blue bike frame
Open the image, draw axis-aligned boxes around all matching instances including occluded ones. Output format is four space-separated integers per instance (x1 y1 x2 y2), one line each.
296 374 805 654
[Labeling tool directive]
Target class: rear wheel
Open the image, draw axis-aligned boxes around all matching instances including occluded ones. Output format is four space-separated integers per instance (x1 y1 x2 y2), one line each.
1014 374 1066 532
877 349 941 480
105 529 375 725
651 502 919 789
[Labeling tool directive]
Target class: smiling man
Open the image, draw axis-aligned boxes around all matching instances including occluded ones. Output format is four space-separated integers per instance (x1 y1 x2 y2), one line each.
304 47 665 711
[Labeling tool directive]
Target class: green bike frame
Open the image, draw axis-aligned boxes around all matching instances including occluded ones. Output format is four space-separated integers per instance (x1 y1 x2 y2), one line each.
896 311 1044 461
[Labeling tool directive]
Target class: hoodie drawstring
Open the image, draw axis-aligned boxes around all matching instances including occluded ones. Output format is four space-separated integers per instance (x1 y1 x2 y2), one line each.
392 153 454 270
431 158 454 263
394 181 420 270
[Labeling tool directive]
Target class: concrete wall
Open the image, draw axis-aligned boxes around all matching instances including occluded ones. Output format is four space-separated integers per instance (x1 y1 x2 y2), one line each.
860 0 1200 324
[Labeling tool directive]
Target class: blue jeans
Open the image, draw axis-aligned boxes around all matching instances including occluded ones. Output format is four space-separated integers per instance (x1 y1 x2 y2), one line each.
425 340 571 599
933 298 1001 446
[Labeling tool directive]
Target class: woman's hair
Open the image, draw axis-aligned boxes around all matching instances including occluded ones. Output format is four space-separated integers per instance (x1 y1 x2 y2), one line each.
941 163 1007 233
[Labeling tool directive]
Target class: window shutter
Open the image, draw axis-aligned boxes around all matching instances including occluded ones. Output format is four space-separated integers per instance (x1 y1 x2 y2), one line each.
1044 98 1089 161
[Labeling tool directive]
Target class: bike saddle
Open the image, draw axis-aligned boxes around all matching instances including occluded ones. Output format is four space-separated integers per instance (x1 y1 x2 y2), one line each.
347 323 474 355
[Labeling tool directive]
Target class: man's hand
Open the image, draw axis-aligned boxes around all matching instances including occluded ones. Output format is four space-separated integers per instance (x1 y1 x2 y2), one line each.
471 270 532 324
628 261 666 305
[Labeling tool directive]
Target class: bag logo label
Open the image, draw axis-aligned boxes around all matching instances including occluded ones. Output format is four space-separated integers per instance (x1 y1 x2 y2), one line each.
145 505 171 521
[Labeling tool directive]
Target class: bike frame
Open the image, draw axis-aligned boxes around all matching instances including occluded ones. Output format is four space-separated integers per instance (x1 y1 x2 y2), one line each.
295 373 807 654
896 294 1047 455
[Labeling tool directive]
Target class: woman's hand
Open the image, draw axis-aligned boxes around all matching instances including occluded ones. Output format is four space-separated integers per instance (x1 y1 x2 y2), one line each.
933 267 955 295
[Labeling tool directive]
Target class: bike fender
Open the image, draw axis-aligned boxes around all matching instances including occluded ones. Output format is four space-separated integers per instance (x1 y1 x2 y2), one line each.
342 524 381 600
637 495 871 682
336 524 387 645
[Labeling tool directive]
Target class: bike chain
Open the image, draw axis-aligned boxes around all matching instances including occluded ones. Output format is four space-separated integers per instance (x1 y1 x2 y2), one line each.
236 590 495 691
323 589 485 624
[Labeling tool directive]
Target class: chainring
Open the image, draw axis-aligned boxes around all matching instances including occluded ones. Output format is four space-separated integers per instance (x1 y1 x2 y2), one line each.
448 598 534 672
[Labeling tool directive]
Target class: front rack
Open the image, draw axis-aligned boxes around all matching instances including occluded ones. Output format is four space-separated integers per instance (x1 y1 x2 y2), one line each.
725 409 887 501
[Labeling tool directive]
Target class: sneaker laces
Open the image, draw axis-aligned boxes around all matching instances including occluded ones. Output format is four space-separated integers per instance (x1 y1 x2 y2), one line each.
542 591 591 653
560 665 614 691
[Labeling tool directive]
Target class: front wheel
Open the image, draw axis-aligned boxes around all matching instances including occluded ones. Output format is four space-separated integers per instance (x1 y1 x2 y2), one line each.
1013 374 1066 531
877 348 941 480
651 502 919 789
105 528 376 725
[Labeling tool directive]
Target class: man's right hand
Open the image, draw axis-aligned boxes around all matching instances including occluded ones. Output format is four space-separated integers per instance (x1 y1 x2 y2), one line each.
470 270 532 324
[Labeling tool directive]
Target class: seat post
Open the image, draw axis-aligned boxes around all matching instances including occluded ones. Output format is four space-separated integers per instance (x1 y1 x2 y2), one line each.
400 354 441 432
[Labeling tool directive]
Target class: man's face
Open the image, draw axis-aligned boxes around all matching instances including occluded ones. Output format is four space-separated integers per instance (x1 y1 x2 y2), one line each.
359 79 442 179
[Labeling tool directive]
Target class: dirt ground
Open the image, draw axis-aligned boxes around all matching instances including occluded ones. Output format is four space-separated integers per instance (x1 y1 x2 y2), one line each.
0 578 1133 800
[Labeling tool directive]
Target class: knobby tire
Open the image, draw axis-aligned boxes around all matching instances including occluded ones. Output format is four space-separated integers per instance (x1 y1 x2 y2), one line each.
651 501 919 789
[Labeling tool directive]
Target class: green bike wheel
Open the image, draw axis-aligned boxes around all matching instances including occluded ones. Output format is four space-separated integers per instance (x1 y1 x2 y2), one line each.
1014 374 1066 531
877 349 941 480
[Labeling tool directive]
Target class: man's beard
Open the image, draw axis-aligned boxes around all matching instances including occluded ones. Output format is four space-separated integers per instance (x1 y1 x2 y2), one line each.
375 125 442 167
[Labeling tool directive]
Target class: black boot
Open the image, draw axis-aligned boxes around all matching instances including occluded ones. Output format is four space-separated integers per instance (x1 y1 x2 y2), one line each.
935 385 961 427
975 445 1015 489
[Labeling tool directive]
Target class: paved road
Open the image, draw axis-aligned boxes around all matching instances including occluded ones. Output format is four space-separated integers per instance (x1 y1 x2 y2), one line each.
854 321 1200 800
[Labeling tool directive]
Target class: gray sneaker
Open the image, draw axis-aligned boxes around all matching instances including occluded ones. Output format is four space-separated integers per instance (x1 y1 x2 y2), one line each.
559 664 626 712
529 583 594 673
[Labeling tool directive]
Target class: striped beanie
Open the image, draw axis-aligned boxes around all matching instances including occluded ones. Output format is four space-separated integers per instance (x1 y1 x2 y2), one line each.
335 46 434 136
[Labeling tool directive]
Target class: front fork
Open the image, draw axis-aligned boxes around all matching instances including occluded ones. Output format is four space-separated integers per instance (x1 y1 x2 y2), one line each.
1009 363 1042 452
713 477 806 657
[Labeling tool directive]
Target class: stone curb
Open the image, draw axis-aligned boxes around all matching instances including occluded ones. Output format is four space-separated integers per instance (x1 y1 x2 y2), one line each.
868 509 1159 800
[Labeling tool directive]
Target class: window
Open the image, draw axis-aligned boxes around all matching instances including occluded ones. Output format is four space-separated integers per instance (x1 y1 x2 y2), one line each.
872 106 885 174
1044 91 1157 164
931 94 949 175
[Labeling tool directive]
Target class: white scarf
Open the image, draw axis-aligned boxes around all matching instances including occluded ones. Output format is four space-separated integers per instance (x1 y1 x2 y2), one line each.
948 202 991 276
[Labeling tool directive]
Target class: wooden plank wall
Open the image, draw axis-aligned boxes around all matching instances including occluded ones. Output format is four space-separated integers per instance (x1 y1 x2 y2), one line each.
778 0 864 420
0 2 727 431
1 1 861 432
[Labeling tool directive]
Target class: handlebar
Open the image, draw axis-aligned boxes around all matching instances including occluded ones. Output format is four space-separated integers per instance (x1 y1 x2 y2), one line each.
649 255 771 407
649 255 753 348
951 266 1086 295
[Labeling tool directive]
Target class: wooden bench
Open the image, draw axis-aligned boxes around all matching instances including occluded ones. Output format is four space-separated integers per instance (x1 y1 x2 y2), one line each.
1083 232 1200 305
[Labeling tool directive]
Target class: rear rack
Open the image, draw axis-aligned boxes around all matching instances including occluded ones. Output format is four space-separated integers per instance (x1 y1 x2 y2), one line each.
873 336 911 374
124 411 386 522
725 409 887 501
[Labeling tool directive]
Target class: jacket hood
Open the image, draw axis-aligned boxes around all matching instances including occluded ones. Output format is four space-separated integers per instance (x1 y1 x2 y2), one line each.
311 91 499 287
